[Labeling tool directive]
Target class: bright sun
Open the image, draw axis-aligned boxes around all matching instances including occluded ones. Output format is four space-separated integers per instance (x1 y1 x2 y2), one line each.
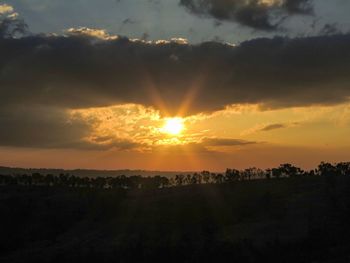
162 117 184 136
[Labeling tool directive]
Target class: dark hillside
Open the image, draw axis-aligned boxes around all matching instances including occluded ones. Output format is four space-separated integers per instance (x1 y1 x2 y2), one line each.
1 176 350 262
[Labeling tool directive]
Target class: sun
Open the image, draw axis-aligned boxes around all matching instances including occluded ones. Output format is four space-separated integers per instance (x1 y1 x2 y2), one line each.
162 117 184 136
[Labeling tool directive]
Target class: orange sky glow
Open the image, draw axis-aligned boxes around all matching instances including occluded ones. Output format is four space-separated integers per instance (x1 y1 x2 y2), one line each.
1 102 350 171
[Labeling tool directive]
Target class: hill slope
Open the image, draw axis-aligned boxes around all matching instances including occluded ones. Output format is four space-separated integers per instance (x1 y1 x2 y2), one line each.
1 176 350 262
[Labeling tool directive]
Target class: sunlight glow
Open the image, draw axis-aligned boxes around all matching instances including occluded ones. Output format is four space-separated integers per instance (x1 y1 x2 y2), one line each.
162 117 184 136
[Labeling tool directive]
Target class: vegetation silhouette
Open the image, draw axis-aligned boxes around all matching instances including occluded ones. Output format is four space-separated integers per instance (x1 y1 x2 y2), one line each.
1 162 350 262
1 162 349 189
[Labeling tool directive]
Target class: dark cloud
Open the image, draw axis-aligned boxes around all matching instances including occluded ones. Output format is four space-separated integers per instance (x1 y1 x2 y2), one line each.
1 24 350 115
122 18 136 25
179 0 313 31
260 123 287 131
319 23 342 36
0 106 89 148
153 143 210 153
153 137 256 153
82 138 141 151
0 105 140 150
201 137 257 146
283 0 313 14
0 16 27 38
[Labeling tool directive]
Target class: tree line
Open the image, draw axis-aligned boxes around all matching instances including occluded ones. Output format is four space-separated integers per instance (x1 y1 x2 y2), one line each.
0 162 349 189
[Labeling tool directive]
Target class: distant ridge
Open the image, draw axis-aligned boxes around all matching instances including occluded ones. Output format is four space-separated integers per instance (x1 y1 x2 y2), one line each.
0 166 197 178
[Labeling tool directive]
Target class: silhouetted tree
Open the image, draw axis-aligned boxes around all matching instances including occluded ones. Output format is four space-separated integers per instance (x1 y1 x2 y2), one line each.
336 162 350 176
201 171 211 184
318 162 338 177
45 174 54 186
271 168 282 179
185 174 192 185
265 169 272 179
225 169 240 182
175 174 185 186
1 161 350 190
278 163 303 177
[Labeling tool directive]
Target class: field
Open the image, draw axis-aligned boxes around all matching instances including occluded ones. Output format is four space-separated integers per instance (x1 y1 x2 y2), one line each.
1 176 350 262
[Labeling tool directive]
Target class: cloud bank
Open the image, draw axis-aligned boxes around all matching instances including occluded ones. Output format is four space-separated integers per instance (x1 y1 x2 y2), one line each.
1 21 350 114
179 0 313 30
1 14 350 149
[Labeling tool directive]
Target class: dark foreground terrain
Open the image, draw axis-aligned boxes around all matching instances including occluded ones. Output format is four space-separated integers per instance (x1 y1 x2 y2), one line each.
1 176 350 263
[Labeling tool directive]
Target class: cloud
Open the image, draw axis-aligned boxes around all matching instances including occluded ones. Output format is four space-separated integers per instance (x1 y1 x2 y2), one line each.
241 122 299 135
0 100 259 150
0 4 13 14
0 4 26 38
0 106 90 148
260 123 287 131
66 27 118 40
152 137 257 154
201 137 257 146
179 0 313 31
1 17 350 149
122 18 136 25
0 105 142 150
259 122 300 132
319 23 343 36
152 142 210 153
70 105 259 152
1 21 350 116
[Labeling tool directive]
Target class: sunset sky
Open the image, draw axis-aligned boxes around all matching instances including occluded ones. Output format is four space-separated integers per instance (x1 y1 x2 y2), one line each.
1 0 350 171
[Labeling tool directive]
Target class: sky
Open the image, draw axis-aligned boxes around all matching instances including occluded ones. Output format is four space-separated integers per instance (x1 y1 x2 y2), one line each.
0 0 350 171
